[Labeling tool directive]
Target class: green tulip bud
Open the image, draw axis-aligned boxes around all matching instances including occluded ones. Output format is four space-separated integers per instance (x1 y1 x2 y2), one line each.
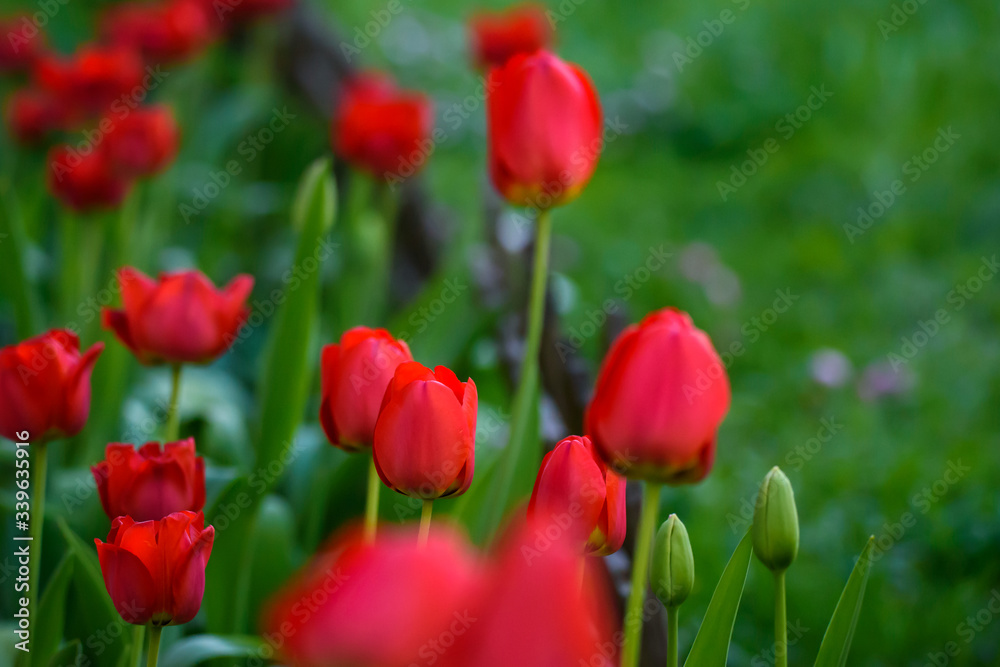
752 466 799 572
650 514 695 608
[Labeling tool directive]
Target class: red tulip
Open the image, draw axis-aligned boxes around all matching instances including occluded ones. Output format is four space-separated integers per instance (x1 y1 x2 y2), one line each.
331 72 434 180
34 44 145 116
448 518 617 667
5 88 68 145
0 329 103 443
0 14 46 72
487 50 602 208
468 4 551 70
319 327 413 452
586 308 730 484
107 105 180 176
262 525 481 667
92 439 206 522
95 511 214 626
527 435 626 556
373 362 477 499
206 0 294 24
102 267 253 365
100 0 216 63
47 143 134 212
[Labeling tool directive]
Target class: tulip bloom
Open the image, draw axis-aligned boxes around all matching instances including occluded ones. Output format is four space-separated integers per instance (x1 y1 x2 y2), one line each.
586 308 730 484
319 327 413 452
92 439 206 522
373 363 477 499
102 267 254 365
331 72 434 180
107 105 180 176
262 526 481 667
527 435 626 556
33 45 145 116
0 330 103 443
95 511 214 626
48 144 134 212
0 14 45 72
487 50 602 208
468 4 551 70
6 88 68 145
100 0 216 63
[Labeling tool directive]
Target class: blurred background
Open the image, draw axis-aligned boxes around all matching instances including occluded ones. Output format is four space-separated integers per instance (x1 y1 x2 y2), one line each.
1 0 999 665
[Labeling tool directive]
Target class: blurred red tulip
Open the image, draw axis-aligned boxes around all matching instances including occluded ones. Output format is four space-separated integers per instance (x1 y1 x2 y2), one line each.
0 329 103 443
100 0 217 63
262 525 481 667
5 88 68 144
107 104 180 176
0 14 46 72
34 44 145 116
586 308 730 484
331 72 434 180
47 144 134 212
487 50 602 208
373 362 477 499
528 435 626 556
448 518 618 667
319 327 413 452
92 439 206 522
206 0 294 24
101 267 254 365
95 511 214 625
468 4 551 70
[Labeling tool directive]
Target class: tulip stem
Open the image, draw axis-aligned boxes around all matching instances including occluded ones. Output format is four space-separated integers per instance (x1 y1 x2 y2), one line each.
487 208 553 537
364 458 380 542
131 625 145 667
622 481 662 667
667 606 679 667
775 571 788 667
165 364 182 441
418 500 433 546
146 625 162 667
26 440 48 665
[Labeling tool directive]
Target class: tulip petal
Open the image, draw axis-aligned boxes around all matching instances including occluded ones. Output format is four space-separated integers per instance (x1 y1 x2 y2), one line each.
95 541 157 625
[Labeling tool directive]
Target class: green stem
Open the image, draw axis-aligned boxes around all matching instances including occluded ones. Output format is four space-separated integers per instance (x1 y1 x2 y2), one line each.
58 211 80 323
418 499 433 546
165 364 182 441
0 184 40 339
667 606 679 667
146 625 162 667
485 209 553 537
622 481 662 667
364 457 381 543
27 441 48 663
775 571 788 667
131 625 145 667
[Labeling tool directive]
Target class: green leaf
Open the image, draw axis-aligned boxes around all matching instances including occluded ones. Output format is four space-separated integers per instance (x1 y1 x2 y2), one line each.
160 635 266 667
34 552 76 667
683 530 754 667
814 536 876 667
46 640 82 667
204 158 336 634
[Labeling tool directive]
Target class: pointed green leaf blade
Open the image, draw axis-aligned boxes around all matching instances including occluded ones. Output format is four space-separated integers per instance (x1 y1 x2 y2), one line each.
160 635 265 667
683 530 754 667
34 553 76 667
46 640 82 667
814 536 876 667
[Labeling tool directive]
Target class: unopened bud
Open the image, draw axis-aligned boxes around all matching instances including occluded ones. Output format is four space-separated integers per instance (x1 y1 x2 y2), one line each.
752 466 799 572
651 514 694 608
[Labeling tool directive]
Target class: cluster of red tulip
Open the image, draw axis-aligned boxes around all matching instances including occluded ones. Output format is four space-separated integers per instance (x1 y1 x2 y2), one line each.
1 0 292 211
0 3 736 666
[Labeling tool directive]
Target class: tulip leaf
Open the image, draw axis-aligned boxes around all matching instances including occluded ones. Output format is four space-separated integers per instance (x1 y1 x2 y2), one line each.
34 552 76 667
814 536 876 667
46 640 82 667
204 158 336 634
160 635 266 667
683 530 753 667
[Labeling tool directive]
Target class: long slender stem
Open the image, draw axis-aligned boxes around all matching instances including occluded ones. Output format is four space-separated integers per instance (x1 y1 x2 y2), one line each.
27 441 48 664
131 625 145 667
165 364 182 441
622 481 662 667
146 625 162 667
486 209 553 536
775 571 788 667
364 457 381 543
418 499 433 546
667 606 679 667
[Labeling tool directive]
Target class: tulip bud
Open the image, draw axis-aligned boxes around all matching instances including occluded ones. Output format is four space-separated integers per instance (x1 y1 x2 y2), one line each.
752 467 799 573
651 514 694 608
